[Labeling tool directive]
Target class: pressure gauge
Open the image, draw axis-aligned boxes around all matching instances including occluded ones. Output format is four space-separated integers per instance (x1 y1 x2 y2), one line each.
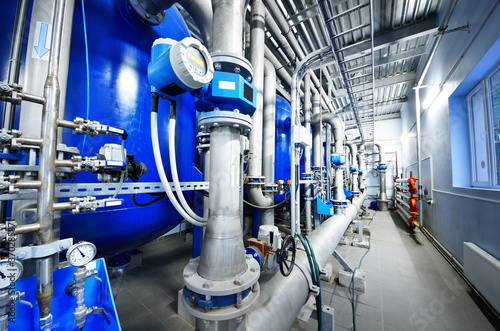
0 259 23 289
66 241 97 267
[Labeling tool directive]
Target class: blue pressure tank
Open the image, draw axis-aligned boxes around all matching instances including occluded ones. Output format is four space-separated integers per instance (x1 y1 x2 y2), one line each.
0 1 199 257
274 95 291 203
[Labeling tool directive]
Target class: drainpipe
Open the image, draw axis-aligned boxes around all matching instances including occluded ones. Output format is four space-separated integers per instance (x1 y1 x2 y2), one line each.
130 0 213 49
247 0 273 222
246 191 366 330
413 0 458 227
303 74 312 234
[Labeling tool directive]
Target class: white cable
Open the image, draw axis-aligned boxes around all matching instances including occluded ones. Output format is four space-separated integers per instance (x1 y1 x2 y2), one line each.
151 112 206 227
168 117 207 223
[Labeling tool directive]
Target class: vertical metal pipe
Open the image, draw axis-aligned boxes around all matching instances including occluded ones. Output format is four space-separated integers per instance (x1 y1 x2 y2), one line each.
212 0 246 55
303 74 312 234
197 126 247 280
36 0 66 322
311 92 321 167
262 59 276 225
325 124 332 200
415 88 423 226
2 0 30 129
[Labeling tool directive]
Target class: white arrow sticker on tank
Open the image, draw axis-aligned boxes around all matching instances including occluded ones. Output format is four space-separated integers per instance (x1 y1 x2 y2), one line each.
232 156 239 187
32 21 52 61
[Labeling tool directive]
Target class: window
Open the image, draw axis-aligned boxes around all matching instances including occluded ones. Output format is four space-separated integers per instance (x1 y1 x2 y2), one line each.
467 65 500 188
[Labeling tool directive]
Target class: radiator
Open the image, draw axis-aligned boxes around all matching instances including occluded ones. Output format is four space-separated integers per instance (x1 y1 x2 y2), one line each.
463 242 500 314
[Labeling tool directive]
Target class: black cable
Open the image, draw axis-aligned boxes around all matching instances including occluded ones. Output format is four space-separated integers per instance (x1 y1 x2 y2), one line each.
131 193 167 207
243 193 290 210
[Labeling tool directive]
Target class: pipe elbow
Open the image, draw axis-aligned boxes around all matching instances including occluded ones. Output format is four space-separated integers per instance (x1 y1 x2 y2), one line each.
181 0 213 49
247 186 273 206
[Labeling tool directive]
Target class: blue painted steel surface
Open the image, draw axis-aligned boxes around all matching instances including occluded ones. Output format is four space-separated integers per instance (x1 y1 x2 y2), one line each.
331 154 346 165
274 95 291 204
56 1 198 257
10 259 120 330
315 196 333 215
195 71 257 115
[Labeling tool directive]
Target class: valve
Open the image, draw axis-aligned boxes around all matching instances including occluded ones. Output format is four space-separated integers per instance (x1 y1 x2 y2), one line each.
277 235 296 277
71 117 127 139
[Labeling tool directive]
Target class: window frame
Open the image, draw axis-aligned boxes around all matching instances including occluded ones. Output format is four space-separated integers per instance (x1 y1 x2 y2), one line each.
467 63 500 189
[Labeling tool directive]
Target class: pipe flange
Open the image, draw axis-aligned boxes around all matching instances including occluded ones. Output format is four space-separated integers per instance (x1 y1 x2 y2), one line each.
183 256 260 296
211 52 253 82
182 282 260 321
198 110 252 133
128 0 165 25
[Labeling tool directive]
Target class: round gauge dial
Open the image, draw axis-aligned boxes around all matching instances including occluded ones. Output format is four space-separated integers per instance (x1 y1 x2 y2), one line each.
66 242 97 267
0 259 23 289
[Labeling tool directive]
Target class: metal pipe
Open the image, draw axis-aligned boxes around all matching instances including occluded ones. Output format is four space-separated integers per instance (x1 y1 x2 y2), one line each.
261 59 276 225
36 0 66 322
345 140 359 193
246 191 366 330
197 126 247 280
14 181 42 190
247 0 273 216
357 144 366 191
14 223 41 235
413 0 458 227
395 196 410 209
137 0 212 49
311 92 322 168
212 0 247 55
303 74 312 234
2 0 30 130
263 1 335 113
290 46 332 236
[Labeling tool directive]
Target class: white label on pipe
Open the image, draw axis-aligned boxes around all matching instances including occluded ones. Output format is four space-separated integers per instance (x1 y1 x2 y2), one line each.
232 156 239 187
219 81 236 90
32 21 52 61
104 200 122 207
108 127 124 134
106 161 124 167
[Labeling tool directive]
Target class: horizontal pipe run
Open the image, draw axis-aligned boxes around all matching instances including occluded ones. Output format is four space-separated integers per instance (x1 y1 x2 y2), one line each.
395 178 417 183
396 191 411 199
395 185 409 191
14 223 41 235
56 119 77 129
54 160 74 168
397 206 412 220
395 196 410 209
18 92 46 105
15 137 43 147
246 191 366 330
14 181 41 189
53 202 72 211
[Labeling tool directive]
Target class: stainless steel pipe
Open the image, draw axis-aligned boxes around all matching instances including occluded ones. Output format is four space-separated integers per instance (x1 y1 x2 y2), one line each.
36 0 66 321
304 74 312 234
246 191 366 330
212 0 246 55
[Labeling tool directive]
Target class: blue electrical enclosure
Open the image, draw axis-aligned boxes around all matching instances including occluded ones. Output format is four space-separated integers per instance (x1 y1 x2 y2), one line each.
10 259 119 330
196 71 257 114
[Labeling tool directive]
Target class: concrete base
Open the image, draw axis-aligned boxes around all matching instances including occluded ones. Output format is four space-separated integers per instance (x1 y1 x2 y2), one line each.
352 239 370 249
378 200 389 211
338 268 366 293
353 225 371 235
338 236 349 246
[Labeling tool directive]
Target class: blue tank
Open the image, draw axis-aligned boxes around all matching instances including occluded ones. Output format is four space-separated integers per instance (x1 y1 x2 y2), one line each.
1 1 199 257
274 95 291 203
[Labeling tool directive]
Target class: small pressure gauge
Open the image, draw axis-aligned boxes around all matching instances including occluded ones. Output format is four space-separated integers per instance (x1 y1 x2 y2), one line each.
66 241 97 267
0 259 23 289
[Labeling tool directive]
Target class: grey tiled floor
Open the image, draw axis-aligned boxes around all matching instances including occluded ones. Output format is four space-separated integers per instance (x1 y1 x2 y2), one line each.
112 211 499 331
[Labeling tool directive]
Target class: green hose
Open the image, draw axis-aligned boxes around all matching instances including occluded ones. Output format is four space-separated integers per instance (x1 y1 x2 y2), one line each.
297 233 322 331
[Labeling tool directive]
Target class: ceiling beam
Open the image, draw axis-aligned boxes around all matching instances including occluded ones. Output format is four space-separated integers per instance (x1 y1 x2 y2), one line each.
341 17 438 62
351 71 417 93
344 112 402 126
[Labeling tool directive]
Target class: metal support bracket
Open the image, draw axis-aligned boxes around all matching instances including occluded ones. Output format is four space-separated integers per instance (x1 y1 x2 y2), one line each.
333 250 354 273
15 238 73 261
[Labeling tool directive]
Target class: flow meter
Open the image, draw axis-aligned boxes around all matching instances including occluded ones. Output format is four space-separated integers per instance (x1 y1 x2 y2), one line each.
148 37 214 96
66 241 97 267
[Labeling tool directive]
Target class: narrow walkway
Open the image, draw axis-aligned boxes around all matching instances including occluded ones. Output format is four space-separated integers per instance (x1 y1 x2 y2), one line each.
112 211 498 331
292 210 497 331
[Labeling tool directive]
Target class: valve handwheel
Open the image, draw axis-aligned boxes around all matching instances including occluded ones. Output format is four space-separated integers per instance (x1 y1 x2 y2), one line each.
278 235 296 277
